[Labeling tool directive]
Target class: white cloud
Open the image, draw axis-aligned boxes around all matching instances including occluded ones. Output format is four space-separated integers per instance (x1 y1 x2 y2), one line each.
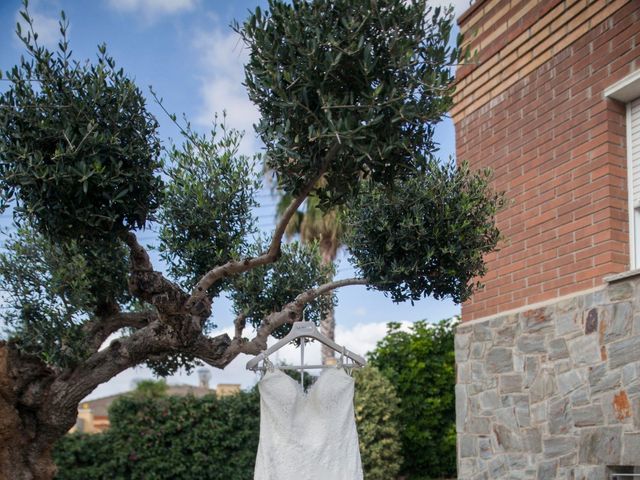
107 0 197 19
15 7 59 49
337 321 413 355
192 27 260 156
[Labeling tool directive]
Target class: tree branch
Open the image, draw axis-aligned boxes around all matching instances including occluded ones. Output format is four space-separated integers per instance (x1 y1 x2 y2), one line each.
233 313 246 340
122 232 211 320
196 276 368 367
49 275 367 435
52 318 232 417
123 231 153 272
51 256 362 429
185 142 341 313
46 321 177 433
191 332 238 368
244 277 367 354
292 277 368 307
83 310 159 352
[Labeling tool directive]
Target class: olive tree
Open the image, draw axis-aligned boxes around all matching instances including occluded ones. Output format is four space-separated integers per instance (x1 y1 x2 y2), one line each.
0 1 502 478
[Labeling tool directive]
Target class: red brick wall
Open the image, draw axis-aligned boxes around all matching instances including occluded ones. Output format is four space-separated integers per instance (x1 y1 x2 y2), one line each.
454 0 640 321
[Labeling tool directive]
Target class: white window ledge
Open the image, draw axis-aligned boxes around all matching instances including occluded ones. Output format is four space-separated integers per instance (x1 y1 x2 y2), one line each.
603 268 640 284
605 69 640 102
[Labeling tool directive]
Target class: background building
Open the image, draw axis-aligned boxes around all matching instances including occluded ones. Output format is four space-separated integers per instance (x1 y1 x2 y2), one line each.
454 0 640 478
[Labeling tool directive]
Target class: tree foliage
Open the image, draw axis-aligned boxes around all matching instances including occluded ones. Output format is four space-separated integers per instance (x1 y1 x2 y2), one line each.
129 379 168 399
230 240 335 339
238 0 461 205
0 9 162 243
0 226 129 367
369 319 457 480
53 432 115 480
346 161 505 304
158 121 260 297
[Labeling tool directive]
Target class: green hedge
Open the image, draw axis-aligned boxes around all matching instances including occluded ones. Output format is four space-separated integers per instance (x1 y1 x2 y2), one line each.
55 390 260 480
55 370 403 480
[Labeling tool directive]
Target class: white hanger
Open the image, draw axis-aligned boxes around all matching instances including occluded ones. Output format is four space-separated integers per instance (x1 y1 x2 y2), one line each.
246 321 366 373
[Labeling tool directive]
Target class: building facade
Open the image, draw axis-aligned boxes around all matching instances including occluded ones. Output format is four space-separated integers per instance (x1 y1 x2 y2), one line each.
454 1 640 478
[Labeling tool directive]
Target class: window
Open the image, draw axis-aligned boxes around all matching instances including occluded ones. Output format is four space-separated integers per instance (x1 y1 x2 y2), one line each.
609 465 640 479
605 70 640 269
629 97 640 268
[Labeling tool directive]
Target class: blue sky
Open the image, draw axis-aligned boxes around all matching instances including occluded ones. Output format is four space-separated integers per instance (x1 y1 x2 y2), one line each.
0 0 469 396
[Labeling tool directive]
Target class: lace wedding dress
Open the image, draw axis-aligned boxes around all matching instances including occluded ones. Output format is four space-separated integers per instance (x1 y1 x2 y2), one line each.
254 367 364 480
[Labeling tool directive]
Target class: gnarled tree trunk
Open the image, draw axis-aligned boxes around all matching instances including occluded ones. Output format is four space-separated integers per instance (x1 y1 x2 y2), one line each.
0 342 71 480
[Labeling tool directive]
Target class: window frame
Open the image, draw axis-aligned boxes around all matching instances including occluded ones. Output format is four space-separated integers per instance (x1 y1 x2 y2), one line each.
605 70 640 269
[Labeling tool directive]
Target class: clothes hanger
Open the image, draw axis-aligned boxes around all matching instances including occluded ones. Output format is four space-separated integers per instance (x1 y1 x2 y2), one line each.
246 321 366 374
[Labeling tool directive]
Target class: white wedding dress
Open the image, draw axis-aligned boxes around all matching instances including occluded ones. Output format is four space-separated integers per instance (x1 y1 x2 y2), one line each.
253 367 364 480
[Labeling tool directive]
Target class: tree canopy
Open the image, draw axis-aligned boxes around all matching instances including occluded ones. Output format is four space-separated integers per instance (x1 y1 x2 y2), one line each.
0 0 499 373
0 1 501 477
238 0 461 205
0 13 162 243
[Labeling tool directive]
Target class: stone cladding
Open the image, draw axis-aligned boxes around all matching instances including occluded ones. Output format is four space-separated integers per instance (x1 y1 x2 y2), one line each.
456 275 640 479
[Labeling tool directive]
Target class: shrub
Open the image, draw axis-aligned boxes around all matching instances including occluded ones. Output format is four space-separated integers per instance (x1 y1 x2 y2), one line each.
369 319 457 479
354 366 403 480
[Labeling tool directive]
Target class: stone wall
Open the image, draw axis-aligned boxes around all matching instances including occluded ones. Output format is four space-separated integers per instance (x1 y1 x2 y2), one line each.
455 275 640 479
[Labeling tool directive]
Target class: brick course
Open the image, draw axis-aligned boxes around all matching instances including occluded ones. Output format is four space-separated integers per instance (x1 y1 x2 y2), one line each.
454 0 640 321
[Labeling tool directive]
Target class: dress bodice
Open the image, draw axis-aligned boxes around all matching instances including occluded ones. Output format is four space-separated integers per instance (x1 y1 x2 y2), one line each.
254 368 363 480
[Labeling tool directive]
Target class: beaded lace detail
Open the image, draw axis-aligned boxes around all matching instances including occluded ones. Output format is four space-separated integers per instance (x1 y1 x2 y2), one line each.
253 367 363 480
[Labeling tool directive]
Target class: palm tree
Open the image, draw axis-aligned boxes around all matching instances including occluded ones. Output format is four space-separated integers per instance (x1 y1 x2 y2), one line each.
276 193 344 364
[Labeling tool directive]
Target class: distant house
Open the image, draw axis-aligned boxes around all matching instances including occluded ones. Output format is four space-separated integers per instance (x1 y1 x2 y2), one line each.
72 369 241 434
453 0 640 478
